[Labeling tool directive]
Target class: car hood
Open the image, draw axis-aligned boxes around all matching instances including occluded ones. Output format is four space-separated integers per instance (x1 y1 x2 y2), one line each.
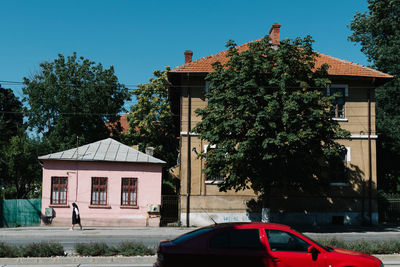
333 247 381 262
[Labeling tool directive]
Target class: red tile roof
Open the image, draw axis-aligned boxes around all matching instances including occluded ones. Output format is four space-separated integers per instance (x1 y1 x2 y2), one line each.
170 41 393 79
106 113 129 135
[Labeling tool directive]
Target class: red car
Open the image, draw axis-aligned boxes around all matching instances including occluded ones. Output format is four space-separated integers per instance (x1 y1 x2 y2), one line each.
154 222 383 267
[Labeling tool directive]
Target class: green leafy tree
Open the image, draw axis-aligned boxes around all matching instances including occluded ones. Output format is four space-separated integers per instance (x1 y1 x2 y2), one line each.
0 86 23 147
0 87 24 197
194 36 349 217
1 133 45 198
23 53 129 151
123 68 179 194
123 67 178 168
349 0 400 192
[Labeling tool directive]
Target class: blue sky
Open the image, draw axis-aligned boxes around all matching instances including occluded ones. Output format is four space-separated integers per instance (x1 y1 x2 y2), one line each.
1 0 369 107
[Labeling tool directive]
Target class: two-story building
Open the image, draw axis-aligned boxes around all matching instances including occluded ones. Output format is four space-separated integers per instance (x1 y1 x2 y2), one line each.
167 24 393 226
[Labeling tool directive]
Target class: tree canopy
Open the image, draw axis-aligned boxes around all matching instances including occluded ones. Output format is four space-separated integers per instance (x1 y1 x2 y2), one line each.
349 0 400 151
1 134 44 198
123 67 178 168
349 0 400 75
194 36 349 202
0 87 42 198
0 86 23 147
349 0 400 192
23 53 129 151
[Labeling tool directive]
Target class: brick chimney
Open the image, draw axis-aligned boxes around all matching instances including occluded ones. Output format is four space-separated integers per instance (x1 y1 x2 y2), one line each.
145 147 154 156
269 23 281 46
184 50 193 64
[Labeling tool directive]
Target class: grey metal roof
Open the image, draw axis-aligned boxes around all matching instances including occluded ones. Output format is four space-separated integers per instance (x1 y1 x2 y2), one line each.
38 138 166 164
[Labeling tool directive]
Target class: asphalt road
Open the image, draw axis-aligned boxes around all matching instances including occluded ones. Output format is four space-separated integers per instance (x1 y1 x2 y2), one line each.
1 225 400 266
3 225 400 252
0 226 191 254
0 264 152 267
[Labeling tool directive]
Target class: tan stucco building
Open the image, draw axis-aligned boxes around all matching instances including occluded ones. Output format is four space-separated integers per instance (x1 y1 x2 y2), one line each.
168 24 393 226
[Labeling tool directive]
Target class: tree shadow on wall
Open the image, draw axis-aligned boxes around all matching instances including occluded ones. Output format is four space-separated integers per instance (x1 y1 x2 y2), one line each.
246 163 379 230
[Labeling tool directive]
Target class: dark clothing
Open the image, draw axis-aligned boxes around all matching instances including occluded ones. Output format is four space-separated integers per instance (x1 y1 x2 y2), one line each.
72 207 80 224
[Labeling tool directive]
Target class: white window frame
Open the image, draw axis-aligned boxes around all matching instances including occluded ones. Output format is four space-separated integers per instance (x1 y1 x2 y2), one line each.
327 84 348 120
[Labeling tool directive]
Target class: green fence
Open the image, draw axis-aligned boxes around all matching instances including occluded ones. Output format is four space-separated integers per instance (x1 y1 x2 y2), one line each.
0 199 42 227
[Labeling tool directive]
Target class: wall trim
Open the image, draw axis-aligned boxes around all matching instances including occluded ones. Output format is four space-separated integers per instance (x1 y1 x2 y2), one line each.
350 134 378 139
180 131 200 136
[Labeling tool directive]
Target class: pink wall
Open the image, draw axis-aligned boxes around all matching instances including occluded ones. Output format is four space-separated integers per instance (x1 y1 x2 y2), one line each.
41 160 162 227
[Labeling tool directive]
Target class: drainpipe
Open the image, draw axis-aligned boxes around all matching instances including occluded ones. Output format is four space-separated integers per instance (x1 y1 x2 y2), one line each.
75 137 79 202
368 85 373 225
186 78 191 228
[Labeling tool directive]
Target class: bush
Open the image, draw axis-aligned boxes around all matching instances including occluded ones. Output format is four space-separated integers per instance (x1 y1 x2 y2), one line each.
74 242 112 256
0 242 19 257
317 238 400 255
0 242 64 258
117 242 155 256
20 242 64 257
74 242 155 256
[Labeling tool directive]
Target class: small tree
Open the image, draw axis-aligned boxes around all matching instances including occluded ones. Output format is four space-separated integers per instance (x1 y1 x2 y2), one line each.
123 68 179 194
194 36 349 220
23 53 129 151
1 133 44 198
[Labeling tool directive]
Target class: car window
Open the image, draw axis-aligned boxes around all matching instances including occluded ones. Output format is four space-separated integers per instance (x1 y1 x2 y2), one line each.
172 227 214 245
210 229 263 250
265 229 310 252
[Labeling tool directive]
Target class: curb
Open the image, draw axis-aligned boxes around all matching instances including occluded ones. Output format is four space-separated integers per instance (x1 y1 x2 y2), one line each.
0 256 156 265
375 255 400 266
0 255 399 266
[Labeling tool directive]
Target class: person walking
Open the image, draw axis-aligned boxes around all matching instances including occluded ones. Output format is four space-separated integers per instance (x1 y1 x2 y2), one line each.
71 202 82 230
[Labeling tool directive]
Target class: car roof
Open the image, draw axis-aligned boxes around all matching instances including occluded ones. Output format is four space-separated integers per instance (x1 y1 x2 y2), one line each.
204 222 292 230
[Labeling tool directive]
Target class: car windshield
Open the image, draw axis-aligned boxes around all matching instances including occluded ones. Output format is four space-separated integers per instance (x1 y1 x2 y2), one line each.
172 227 214 245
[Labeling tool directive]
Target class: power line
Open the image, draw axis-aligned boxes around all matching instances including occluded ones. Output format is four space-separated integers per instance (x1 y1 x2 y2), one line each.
1 80 397 90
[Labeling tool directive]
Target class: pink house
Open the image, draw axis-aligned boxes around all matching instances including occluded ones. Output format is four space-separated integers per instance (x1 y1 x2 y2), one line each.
39 138 165 227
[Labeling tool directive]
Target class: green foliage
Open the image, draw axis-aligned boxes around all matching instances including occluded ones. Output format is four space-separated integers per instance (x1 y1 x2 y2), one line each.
349 0 400 192
23 52 129 152
0 87 25 196
117 241 155 256
74 242 116 256
349 0 400 75
0 242 18 257
0 87 23 147
0 242 65 258
74 242 155 256
0 133 46 198
318 238 400 254
194 35 349 199
20 242 65 257
123 67 178 168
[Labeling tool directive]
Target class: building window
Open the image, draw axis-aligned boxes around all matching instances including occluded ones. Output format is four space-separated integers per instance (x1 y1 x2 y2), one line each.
330 147 350 185
51 177 68 204
91 177 108 205
328 84 348 119
121 178 138 206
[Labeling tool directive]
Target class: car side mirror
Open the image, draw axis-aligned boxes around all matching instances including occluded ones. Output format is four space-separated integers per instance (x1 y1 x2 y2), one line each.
307 246 319 254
